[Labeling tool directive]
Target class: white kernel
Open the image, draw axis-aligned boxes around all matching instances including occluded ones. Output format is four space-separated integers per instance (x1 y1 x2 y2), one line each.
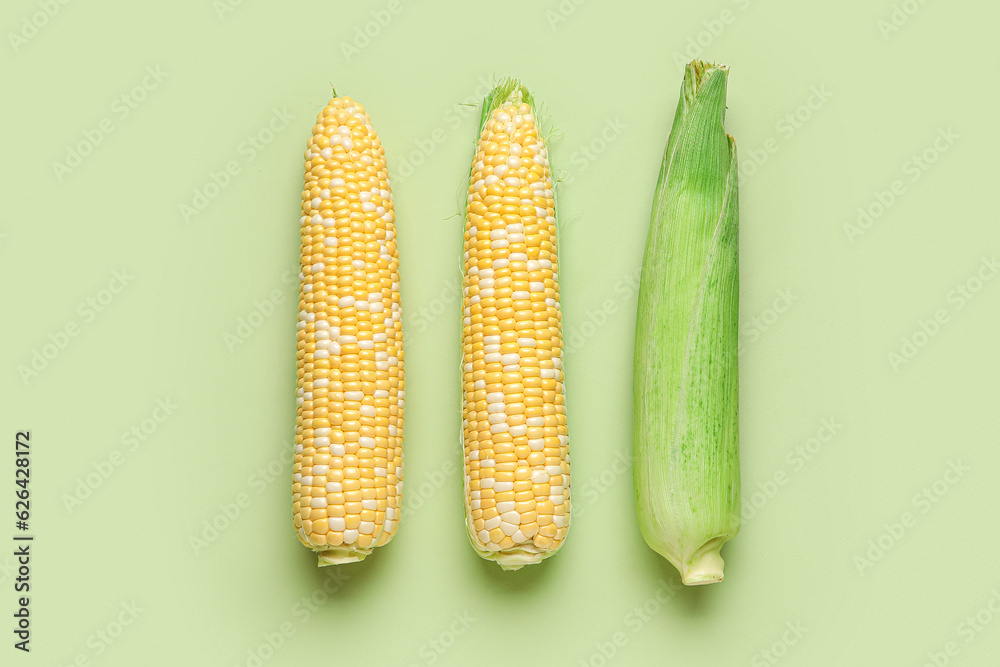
493 481 513 492
326 482 342 492
328 517 345 531
313 436 330 447
497 501 515 513
343 529 359 542
361 499 378 510
345 391 364 401
490 423 509 434
528 439 544 450
531 471 550 483
310 497 327 508
500 521 519 536
509 425 527 437
484 516 501 530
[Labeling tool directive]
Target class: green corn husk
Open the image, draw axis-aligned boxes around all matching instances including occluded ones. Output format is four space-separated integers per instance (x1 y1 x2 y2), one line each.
632 60 740 585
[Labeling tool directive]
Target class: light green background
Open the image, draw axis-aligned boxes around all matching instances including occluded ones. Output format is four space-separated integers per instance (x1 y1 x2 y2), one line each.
2 0 999 665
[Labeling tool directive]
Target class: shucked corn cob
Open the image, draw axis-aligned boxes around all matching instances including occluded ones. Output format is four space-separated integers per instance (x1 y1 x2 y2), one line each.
292 92 404 565
461 80 570 570
633 61 740 585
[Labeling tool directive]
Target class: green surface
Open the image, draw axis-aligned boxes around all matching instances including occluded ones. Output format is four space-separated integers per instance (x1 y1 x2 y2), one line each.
1 1 998 665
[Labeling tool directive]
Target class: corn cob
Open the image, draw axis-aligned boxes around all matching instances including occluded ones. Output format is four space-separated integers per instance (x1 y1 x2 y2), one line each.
633 61 740 585
292 92 404 565
461 79 570 570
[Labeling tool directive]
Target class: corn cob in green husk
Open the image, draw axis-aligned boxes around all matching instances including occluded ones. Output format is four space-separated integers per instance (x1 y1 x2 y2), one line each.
633 61 740 585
